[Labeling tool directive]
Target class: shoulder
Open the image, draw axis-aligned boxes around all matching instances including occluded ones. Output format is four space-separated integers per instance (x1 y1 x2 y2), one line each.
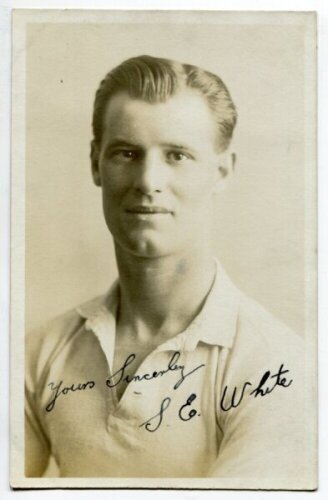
25 294 105 391
238 293 303 354
215 292 310 482
225 290 304 384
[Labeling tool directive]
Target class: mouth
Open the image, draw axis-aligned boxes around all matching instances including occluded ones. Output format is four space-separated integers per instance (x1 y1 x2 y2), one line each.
125 206 172 215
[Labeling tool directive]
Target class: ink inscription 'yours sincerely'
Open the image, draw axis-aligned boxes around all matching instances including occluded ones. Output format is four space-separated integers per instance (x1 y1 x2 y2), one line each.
46 380 95 412
220 363 293 412
44 351 204 413
106 351 205 391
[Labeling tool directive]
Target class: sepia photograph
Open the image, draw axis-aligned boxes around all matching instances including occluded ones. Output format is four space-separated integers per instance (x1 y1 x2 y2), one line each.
10 9 317 490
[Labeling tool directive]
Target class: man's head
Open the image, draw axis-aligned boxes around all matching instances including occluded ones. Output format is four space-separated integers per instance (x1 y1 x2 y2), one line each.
90 55 238 259
91 55 237 157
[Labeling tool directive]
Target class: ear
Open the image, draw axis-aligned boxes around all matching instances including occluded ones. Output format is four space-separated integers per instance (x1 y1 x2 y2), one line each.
214 151 236 193
90 140 101 186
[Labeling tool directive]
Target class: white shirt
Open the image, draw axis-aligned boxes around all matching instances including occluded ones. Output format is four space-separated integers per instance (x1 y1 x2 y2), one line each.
25 261 309 482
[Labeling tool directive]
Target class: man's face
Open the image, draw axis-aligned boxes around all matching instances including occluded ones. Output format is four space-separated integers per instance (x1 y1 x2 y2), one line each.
93 89 230 258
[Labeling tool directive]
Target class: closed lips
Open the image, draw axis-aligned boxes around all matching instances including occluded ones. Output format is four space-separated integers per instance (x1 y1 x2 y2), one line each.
126 206 172 214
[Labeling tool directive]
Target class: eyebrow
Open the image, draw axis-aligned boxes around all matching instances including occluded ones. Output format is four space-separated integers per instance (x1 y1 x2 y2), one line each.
161 143 197 153
104 139 140 149
104 139 197 155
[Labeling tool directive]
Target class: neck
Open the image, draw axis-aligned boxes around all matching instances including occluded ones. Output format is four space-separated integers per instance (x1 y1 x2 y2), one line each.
115 244 216 342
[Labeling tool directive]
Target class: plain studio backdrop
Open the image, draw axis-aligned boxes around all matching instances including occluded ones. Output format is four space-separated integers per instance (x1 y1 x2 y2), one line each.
25 14 308 335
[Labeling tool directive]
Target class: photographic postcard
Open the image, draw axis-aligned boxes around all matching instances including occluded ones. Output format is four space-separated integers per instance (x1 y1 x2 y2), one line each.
10 9 317 490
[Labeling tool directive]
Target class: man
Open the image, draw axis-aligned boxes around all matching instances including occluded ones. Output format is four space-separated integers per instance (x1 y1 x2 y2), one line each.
25 55 307 480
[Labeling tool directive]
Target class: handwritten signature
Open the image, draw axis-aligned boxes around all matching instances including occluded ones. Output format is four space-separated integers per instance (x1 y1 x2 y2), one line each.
45 359 293 429
139 363 293 432
219 363 293 411
139 393 200 432
105 351 205 390
46 380 95 412
45 351 204 412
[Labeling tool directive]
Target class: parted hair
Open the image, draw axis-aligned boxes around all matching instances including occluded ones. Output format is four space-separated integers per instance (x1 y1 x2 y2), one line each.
92 55 237 152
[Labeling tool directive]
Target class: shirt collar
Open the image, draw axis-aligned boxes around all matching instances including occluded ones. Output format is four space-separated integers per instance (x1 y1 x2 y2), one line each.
186 260 241 349
76 259 240 353
76 280 119 322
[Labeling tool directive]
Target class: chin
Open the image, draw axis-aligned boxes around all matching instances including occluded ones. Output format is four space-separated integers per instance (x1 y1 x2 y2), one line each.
118 233 177 259
128 241 170 259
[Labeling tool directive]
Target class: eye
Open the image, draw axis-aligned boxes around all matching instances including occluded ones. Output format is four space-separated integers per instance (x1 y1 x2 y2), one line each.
167 151 192 163
109 149 141 162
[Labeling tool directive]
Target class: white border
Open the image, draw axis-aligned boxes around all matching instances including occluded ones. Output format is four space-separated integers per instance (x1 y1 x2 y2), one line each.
1 0 327 499
11 8 317 491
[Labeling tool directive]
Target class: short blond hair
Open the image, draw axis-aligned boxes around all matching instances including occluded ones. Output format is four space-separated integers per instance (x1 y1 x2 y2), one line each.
92 55 237 152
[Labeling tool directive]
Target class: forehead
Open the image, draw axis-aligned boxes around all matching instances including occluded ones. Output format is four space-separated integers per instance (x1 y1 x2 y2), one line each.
101 90 218 149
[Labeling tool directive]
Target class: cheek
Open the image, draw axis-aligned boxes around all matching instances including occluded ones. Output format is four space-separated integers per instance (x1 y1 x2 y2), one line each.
101 167 129 197
176 168 216 203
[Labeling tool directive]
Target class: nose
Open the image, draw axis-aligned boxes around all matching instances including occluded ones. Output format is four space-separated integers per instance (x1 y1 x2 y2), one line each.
133 151 168 195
